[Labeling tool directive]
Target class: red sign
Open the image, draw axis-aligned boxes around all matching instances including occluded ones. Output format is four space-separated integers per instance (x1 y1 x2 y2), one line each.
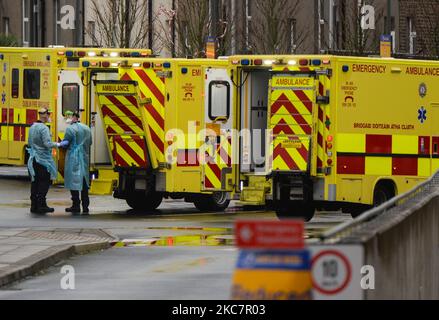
235 220 304 249
311 250 352 295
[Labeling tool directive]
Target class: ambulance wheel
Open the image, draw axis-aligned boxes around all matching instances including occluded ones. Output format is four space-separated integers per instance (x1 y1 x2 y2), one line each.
193 192 230 212
126 191 163 212
275 201 315 222
373 180 396 207
345 204 371 219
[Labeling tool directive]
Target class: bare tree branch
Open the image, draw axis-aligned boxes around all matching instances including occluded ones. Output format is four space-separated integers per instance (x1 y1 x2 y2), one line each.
86 0 152 48
243 0 305 54
155 0 233 58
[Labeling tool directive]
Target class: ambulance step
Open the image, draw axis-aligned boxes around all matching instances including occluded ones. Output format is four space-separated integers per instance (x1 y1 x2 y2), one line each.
239 187 266 206
90 179 116 195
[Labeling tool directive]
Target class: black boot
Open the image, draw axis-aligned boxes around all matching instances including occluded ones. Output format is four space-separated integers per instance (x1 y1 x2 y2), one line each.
30 194 38 213
30 201 38 213
66 201 81 213
35 199 53 214
40 199 55 213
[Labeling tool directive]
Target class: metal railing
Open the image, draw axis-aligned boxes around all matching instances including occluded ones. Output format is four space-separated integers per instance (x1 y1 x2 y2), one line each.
319 170 439 243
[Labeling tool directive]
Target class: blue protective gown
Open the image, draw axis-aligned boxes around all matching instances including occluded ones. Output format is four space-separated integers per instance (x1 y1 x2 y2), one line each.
27 122 58 181
63 122 92 191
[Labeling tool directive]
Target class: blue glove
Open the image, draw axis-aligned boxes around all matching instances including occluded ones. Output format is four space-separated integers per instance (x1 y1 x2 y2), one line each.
59 140 70 148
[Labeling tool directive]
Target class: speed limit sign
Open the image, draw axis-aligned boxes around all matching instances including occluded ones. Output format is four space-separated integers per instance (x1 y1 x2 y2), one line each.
310 245 364 300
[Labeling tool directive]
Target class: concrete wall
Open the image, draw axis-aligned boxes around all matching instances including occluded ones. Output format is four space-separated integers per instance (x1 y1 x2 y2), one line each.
364 195 439 299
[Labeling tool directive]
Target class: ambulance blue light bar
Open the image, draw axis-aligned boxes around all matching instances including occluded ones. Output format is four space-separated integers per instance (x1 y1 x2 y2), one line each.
312 59 321 66
82 61 90 68
66 51 74 57
241 59 250 66
163 62 171 68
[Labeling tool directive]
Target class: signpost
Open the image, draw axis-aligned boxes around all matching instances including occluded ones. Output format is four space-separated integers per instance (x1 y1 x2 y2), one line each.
231 220 313 300
235 220 304 249
206 36 216 59
309 245 364 300
380 34 392 58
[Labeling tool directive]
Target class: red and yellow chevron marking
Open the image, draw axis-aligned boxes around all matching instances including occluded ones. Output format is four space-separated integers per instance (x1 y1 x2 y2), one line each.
111 135 148 168
100 94 145 135
203 135 232 190
269 84 314 172
120 69 165 164
96 92 149 168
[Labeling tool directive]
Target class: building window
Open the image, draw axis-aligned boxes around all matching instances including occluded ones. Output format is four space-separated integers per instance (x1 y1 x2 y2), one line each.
11 69 19 99
3 18 10 36
62 84 79 116
245 0 251 52
208 81 230 121
407 17 416 54
23 69 41 99
87 21 96 41
22 0 30 46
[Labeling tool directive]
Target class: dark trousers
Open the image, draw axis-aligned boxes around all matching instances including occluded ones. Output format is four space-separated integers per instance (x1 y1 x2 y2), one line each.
70 178 89 210
30 160 51 208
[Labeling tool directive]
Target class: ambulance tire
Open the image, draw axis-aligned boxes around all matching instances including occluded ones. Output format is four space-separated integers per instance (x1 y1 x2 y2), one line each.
126 191 163 212
275 201 315 222
373 181 396 207
345 204 371 219
193 192 230 212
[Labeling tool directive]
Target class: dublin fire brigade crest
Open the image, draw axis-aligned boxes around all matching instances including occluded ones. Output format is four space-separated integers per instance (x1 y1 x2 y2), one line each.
419 83 427 98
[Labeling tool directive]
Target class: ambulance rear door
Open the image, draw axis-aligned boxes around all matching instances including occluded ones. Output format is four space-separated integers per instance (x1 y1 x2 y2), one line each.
202 68 234 191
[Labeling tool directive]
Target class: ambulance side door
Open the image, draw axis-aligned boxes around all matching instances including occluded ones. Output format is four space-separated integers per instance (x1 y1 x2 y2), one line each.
57 70 82 139
57 70 83 176
202 67 234 191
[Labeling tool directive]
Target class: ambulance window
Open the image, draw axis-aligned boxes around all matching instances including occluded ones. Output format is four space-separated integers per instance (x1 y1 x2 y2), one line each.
23 69 40 99
208 81 230 121
11 69 19 98
62 84 79 116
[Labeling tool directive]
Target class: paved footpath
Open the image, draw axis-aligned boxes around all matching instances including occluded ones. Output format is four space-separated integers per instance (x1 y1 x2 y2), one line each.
0 227 116 287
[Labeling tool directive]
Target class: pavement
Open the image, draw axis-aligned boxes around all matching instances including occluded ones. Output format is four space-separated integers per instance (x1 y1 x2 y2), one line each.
0 227 116 287
0 166 29 180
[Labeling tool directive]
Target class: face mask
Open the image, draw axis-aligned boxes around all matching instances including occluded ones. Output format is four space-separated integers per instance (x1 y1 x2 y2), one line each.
65 118 73 124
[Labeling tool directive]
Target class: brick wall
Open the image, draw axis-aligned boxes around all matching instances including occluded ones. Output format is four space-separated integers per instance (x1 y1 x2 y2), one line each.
399 0 439 56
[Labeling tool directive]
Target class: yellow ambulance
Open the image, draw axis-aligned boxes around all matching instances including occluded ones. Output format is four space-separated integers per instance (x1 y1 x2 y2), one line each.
0 47 152 184
231 55 439 220
80 57 233 211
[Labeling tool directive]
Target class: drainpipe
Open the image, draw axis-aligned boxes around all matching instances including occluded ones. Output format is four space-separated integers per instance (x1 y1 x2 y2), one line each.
172 0 176 57
148 0 153 50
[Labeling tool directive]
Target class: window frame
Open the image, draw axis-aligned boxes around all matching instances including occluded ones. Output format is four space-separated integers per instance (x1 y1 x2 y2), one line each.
11 68 19 99
23 69 41 100
208 80 230 121
61 83 80 116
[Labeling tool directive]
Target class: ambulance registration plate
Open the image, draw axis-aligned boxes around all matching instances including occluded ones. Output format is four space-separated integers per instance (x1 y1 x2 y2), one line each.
282 140 302 148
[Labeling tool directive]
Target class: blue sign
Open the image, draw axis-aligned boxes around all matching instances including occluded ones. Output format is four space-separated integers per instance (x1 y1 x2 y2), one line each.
380 34 392 42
